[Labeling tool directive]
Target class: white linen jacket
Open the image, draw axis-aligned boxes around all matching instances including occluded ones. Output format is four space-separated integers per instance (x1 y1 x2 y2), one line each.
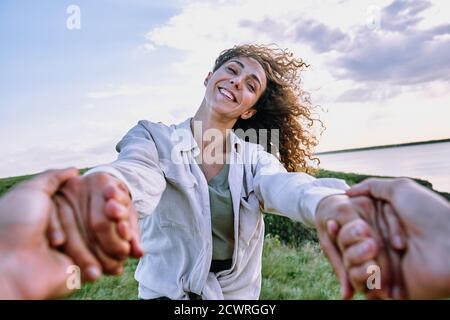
86 118 348 300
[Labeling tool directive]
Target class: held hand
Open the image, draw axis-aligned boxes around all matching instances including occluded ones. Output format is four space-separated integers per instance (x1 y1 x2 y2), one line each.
332 202 407 299
48 173 143 280
315 194 363 299
315 194 399 299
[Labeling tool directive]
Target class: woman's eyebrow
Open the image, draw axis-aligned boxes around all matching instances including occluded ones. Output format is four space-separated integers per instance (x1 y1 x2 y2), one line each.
229 59 245 69
229 60 262 88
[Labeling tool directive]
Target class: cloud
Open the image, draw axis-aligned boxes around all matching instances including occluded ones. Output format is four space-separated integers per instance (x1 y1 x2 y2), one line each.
84 82 203 132
328 1 450 93
223 0 450 101
291 19 349 52
331 22 450 86
382 0 432 31
335 85 402 102
240 18 349 53
0 141 118 178
142 0 325 77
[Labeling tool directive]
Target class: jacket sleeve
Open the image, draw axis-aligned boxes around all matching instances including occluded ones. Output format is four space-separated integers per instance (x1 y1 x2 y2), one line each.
253 146 349 228
84 121 166 218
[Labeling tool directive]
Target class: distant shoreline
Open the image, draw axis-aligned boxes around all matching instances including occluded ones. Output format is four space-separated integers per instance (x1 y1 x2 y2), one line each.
316 138 450 155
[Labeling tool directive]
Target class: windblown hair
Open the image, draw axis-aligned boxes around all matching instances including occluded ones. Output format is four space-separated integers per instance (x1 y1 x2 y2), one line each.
213 44 322 173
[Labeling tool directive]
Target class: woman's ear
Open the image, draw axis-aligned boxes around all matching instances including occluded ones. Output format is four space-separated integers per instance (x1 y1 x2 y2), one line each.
240 108 257 120
204 72 212 87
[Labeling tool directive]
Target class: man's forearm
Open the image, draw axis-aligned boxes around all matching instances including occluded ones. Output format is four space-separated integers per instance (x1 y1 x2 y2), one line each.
0 277 18 299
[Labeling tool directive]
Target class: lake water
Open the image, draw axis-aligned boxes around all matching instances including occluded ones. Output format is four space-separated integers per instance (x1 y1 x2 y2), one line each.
317 141 450 193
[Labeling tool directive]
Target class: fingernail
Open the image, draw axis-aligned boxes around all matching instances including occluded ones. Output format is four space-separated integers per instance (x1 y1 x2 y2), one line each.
326 220 338 235
392 285 402 300
359 242 370 255
52 231 64 244
353 225 364 237
85 266 101 280
393 235 404 249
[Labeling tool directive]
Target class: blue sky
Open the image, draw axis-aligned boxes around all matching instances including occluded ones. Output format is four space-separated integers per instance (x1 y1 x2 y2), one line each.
0 0 449 177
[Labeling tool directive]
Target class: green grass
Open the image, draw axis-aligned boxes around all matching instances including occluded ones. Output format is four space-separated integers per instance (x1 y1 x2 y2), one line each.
0 175 32 195
261 236 342 299
66 236 347 300
67 258 140 300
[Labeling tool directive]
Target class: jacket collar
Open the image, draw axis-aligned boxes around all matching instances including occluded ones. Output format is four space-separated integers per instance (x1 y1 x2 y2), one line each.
174 117 243 155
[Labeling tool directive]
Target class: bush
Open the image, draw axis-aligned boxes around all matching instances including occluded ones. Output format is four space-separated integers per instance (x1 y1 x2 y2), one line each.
264 214 318 246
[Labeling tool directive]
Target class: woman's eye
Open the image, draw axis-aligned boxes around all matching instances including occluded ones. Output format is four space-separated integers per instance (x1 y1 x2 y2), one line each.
227 67 236 74
248 83 255 92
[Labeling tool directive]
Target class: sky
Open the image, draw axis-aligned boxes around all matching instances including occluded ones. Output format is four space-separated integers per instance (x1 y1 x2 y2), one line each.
0 0 449 178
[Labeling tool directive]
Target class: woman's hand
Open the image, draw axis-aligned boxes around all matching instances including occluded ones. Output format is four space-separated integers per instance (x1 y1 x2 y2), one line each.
333 208 406 299
48 173 143 280
315 194 399 299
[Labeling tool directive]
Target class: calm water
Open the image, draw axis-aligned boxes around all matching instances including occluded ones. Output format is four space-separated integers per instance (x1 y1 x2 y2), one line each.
318 141 450 193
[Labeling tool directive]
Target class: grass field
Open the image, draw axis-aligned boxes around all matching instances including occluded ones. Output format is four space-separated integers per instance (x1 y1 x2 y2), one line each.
1 169 447 300
65 235 345 300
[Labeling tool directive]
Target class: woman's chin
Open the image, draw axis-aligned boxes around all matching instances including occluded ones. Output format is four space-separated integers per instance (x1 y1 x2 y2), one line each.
211 102 239 115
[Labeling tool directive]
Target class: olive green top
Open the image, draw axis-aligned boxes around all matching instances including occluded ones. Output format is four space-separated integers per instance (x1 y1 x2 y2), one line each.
207 163 234 260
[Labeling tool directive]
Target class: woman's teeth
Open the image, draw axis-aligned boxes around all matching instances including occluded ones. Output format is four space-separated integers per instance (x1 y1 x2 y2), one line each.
219 88 234 101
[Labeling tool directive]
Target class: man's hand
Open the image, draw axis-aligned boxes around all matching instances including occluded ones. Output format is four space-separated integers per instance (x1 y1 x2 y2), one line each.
0 168 78 299
346 178 450 299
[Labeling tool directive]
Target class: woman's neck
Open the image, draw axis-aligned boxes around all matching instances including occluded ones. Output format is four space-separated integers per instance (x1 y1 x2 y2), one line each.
191 99 236 154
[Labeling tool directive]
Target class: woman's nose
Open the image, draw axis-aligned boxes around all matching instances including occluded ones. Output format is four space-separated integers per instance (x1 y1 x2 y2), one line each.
230 78 241 89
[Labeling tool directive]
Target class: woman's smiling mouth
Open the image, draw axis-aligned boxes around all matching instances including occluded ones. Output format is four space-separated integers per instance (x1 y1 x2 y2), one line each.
218 87 236 102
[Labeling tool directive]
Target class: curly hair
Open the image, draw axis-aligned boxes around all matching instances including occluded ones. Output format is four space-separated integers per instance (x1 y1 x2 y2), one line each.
213 44 322 173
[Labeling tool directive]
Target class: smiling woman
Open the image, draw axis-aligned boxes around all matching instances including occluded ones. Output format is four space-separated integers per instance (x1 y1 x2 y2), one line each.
54 43 377 300
210 45 321 173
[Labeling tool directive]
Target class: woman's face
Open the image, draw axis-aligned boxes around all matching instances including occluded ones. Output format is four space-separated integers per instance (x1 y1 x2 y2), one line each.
204 56 267 121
